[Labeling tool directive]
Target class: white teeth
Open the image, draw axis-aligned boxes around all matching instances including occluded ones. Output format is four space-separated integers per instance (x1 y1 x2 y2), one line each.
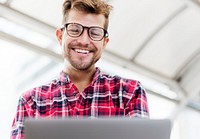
74 49 90 54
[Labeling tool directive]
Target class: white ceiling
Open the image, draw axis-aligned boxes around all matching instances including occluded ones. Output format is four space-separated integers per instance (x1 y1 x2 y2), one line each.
0 0 200 108
10 0 63 27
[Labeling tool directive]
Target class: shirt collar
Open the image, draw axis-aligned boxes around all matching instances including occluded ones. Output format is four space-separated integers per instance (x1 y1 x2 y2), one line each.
59 70 70 84
59 67 102 84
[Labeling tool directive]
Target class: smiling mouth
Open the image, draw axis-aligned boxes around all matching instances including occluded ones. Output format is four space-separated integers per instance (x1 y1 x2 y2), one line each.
73 48 91 54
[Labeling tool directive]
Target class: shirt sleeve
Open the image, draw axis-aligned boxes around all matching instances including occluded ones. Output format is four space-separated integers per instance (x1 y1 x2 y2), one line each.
10 95 34 139
125 81 150 118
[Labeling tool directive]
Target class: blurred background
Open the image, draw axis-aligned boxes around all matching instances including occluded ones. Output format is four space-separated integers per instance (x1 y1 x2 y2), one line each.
1 0 200 138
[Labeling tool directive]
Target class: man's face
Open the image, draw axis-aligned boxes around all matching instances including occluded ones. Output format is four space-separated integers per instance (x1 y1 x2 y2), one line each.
56 10 109 71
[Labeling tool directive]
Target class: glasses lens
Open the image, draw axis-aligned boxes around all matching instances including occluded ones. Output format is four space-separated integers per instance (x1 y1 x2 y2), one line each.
67 24 83 37
64 23 107 41
89 27 104 41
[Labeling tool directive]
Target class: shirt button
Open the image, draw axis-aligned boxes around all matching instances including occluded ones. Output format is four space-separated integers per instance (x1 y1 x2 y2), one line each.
73 93 76 96
76 111 80 115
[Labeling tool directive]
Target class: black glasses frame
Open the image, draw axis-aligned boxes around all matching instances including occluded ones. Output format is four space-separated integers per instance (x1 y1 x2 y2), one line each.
61 23 109 41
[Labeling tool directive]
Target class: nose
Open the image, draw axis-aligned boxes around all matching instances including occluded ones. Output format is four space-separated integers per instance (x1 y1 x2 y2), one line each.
77 29 90 45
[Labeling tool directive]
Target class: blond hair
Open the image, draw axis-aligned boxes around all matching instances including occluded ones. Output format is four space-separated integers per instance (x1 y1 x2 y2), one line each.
62 0 113 30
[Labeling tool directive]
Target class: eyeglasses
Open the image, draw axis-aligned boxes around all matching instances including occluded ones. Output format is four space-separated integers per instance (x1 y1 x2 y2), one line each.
61 23 109 41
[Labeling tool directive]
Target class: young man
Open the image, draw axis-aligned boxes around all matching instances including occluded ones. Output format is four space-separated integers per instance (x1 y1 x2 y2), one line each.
11 0 149 138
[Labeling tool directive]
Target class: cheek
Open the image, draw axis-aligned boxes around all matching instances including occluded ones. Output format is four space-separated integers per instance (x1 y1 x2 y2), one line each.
61 41 68 56
63 43 69 55
61 37 70 51
98 42 106 52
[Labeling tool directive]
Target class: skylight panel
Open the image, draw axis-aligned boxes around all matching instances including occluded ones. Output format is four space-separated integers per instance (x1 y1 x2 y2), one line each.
0 17 52 48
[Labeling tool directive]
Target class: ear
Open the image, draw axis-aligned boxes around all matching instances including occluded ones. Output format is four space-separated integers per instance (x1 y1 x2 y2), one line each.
103 37 109 49
56 28 63 46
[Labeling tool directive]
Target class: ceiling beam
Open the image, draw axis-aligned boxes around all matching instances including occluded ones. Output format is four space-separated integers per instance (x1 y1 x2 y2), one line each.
4 0 14 6
131 4 188 60
174 49 200 80
169 84 200 121
0 31 62 62
103 50 182 91
0 3 56 39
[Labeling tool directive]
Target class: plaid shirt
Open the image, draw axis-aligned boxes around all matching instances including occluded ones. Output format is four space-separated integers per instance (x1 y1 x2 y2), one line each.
11 68 149 139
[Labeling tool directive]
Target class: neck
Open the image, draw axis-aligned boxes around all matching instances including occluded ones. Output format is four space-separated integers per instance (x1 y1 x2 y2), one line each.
64 65 96 92
67 68 96 83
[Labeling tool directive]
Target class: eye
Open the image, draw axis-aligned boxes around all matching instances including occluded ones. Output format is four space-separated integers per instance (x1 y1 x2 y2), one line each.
67 24 82 36
89 28 104 38
68 28 81 34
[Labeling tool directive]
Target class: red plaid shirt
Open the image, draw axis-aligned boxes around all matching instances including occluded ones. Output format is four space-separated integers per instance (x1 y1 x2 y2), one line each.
11 68 149 139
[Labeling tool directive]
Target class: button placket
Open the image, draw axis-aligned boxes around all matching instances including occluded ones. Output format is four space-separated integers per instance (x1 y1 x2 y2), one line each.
72 92 81 116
